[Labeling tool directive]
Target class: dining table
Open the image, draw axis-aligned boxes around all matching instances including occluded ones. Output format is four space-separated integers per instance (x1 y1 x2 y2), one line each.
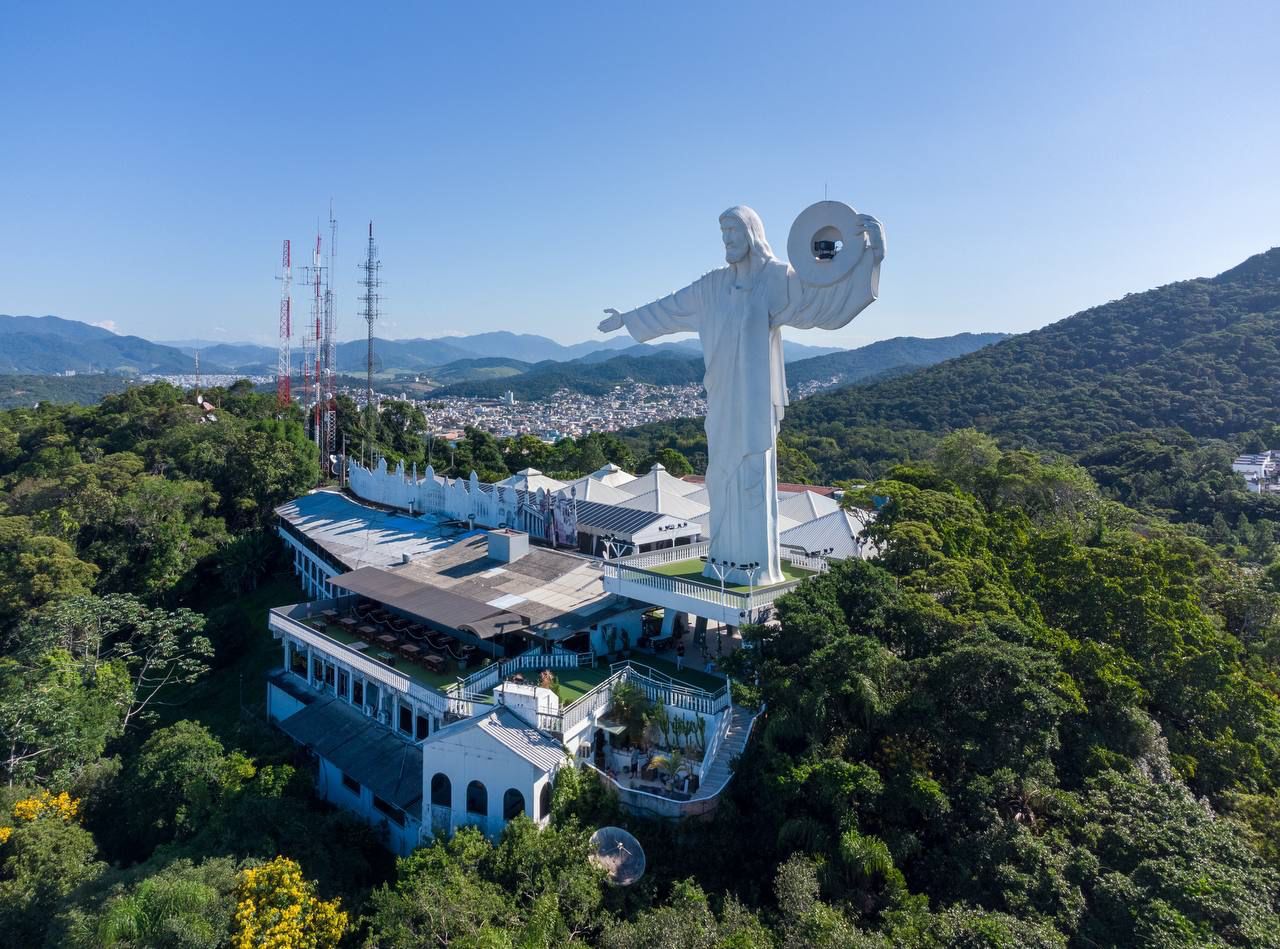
421 654 445 673
358 625 378 639
338 617 358 630
377 634 399 648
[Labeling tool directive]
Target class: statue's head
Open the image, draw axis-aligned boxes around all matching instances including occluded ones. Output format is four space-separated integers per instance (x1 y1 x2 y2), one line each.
719 206 775 265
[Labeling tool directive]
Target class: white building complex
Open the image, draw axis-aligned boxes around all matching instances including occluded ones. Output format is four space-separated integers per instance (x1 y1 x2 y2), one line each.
1233 451 1280 493
266 457 875 854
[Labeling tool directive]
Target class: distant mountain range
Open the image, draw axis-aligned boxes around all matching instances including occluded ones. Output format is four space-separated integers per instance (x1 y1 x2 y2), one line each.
0 317 1006 410
0 316 199 374
0 318 854 377
159 331 844 374
429 332 1008 401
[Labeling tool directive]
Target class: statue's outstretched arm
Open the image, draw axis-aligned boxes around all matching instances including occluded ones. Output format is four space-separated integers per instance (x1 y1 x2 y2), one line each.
599 279 701 343
774 215 884 331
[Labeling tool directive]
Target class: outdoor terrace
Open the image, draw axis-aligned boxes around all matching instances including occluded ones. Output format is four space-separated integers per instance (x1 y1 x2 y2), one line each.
601 543 820 626
646 558 816 590
271 600 726 709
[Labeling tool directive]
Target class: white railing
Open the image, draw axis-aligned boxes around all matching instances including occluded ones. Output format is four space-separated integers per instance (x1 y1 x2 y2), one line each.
699 705 735 782
611 541 710 570
557 668 627 736
602 561 805 616
580 762 721 820
449 650 588 700
540 661 731 740
269 606 481 720
783 551 830 574
618 664 732 717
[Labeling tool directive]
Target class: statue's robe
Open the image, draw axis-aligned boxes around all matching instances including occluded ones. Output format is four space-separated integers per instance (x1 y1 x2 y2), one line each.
619 243 880 585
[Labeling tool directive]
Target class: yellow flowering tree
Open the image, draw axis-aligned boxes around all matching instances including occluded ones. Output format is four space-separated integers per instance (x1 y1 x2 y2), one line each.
232 856 346 949
0 789 81 844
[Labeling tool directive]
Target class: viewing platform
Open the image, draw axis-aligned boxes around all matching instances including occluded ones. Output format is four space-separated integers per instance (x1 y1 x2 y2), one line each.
600 542 820 628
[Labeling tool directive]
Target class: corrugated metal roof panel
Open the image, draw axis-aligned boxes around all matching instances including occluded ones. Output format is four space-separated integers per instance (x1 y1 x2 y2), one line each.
276 696 423 813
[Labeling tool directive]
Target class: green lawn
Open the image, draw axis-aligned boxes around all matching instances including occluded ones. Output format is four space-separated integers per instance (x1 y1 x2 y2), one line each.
628 655 727 693
646 558 814 590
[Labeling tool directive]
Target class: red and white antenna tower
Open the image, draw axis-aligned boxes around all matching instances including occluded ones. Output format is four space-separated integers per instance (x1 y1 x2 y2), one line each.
276 240 292 408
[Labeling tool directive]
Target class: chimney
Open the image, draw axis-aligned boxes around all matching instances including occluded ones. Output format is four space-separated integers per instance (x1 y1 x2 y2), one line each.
495 681 560 728
487 529 529 564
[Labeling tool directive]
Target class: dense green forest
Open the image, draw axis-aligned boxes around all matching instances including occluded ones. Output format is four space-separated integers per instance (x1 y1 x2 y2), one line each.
428 353 706 400
6 243 1280 947
783 332 1008 390
0 374 134 410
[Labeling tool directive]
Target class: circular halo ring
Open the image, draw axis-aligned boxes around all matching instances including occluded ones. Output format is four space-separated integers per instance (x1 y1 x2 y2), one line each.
787 200 865 288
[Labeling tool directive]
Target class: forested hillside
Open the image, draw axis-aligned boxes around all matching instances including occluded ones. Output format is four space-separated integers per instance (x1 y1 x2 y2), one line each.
7 396 1280 944
784 248 1280 465
784 332 1009 390
430 352 706 399
0 374 133 410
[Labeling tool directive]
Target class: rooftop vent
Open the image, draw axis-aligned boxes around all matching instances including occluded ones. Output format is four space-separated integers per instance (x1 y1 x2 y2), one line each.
487 529 529 564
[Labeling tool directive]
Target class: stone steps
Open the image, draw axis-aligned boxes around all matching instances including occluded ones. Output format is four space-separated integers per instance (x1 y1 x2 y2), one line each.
692 705 758 799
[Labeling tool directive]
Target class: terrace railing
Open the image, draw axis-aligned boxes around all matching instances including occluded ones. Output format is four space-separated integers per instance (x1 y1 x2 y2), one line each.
783 551 831 574
448 650 590 702
601 560 805 623
611 662 732 717
610 541 710 570
269 604 483 720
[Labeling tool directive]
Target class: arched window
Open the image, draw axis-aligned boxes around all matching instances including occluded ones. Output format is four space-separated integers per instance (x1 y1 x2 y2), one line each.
539 781 552 820
431 773 451 808
466 780 488 816
503 788 525 821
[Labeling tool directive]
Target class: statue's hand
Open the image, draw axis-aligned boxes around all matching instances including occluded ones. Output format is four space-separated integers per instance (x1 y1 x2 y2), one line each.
855 214 885 260
598 308 625 333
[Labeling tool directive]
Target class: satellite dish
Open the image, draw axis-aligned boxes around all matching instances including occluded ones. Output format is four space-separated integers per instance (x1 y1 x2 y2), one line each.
589 826 646 886
787 200 867 287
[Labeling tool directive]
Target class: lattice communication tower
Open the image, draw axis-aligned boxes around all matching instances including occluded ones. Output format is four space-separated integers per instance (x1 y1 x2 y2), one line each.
322 205 338 474
275 240 292 408
357 221 382 440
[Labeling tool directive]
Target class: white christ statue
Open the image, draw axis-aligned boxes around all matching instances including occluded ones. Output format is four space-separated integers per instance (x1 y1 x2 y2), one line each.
598 204 884 586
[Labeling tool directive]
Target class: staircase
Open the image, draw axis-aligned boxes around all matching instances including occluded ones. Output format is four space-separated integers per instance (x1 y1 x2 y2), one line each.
693 705 758 800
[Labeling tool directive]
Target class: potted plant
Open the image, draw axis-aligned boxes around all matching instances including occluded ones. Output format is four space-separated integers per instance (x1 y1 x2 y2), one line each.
610 681 649 744
620 629 632 659
647 698 672 749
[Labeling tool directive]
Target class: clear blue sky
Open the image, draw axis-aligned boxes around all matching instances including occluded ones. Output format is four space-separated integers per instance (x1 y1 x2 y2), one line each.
2 1 1277 348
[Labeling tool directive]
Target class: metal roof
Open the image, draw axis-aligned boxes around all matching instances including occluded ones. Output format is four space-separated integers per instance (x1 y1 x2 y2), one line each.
274 491 469 570
572 498 666 535
275 694 423 814
330 566 527 639
426 705 566 773
780 509 868 560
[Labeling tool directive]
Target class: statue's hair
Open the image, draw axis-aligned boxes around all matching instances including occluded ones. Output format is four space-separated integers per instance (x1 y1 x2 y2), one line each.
719 206 776 262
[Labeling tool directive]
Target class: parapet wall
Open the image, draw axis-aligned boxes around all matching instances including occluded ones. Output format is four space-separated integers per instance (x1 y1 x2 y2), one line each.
347 458 544 536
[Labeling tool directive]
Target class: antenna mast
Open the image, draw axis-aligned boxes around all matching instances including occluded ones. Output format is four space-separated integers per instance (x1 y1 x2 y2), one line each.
275 240 292 408
357 220 382 441
308 231 324 450
322 203 338 477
